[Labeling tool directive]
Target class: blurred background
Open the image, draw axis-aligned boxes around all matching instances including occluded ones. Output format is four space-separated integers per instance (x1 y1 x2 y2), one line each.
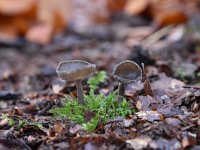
0 0 200 93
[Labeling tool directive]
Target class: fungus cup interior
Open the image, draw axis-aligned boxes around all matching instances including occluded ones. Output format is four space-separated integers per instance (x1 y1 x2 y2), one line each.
57 60 96 81
113 61 142 83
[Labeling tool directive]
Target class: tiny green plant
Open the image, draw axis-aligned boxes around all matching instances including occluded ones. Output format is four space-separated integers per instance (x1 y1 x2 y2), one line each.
197 71 200 77
175 68 186 80
50 91 134 131
0 114 43 129
87 70 107 91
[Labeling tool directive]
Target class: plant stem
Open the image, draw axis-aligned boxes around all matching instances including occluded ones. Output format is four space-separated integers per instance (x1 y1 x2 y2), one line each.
76 80 85 105
118 82 125 102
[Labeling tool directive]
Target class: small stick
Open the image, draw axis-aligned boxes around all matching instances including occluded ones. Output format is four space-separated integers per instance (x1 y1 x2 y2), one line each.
141 63 157 101
183 85 200 89
37 101 55 116
142 25 173 49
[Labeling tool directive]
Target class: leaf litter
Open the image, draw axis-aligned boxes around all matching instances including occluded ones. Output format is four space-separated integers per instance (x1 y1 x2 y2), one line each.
0 0 200 149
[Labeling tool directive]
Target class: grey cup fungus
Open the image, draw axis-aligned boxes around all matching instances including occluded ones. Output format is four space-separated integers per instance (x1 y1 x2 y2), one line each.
113 60 142 101
56 60 96 104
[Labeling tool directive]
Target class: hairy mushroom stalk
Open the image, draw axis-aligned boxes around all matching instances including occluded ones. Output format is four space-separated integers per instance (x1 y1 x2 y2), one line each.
75 79 84 104
118 82 125 97
113 60 142 102
56 60 96 104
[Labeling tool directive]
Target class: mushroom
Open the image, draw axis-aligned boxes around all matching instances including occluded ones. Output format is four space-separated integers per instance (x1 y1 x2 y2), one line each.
112 60 142 101
56 60 96 104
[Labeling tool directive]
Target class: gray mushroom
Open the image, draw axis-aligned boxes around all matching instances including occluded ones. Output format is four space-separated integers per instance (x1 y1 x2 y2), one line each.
112 60 142 101
56 60 96 104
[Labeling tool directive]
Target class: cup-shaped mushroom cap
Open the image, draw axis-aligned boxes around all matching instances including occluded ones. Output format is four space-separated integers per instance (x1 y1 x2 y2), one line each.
113 60 142 84
56 60 96 81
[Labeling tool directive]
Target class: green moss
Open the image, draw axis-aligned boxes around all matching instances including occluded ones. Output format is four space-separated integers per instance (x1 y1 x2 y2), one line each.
87 71 107 91
175 68 186 80
0 114 43 129
50 91 134 131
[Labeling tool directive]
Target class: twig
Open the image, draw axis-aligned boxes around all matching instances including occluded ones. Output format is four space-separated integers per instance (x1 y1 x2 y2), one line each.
0 91 21 100
183 85 200 89
37 101 55 116
142 25 173 49
95 119 123 132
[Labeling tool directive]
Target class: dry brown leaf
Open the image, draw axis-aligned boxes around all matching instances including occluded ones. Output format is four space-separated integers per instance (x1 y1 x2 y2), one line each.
37 0 69 31
144 78 155 97
0 0 68 42
136 111 162 122
138 95 158 111
0 0 37 39
150 0 187 27
152 73 185 91
25 24 53 45
53 121 64 133
0 0 36 15
126 136 152 150
124 0 149 15
107 0 127 13
0 25 17 40
154 10 187 27
142 63 155 98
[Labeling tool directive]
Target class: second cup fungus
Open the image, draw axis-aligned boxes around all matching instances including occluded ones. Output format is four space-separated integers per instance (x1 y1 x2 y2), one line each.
113 60 142 101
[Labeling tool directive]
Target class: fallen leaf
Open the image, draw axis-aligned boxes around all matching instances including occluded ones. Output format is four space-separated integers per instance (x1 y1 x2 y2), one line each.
150 0 188 27
107 0 127 13
165 118 181 126
0 0 36 15
0 138 31 150
144 78 155 97
149 138 182 150
126 135 152 150
136 111 162 122
25 24 53 45
69 125 84 134
0 0 37 39
142 63 155 98
138 95 158 111
53 121 64 133
152 73 185 91
181 132 197 148
84 142 99 150
37 0 68 32
52 79 66 94
123 117 134 127
124 0 149 15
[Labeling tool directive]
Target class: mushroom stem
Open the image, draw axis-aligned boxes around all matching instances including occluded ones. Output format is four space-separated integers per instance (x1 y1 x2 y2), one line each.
75 80 85 105
118 82 125 101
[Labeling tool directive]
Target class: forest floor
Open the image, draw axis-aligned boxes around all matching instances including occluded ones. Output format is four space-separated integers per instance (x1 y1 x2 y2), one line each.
0 12 200 150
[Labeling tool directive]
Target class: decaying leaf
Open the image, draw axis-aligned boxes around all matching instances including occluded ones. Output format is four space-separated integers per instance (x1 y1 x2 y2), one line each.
0 0 36 15
0 138 31 150
136 111 163 122
137 95 158 111
152 73 185 91
142 63 155 98
124 0 149 15
150 0 188 27
149 138 182 150
0 0 36 40
52 79 66 94
25 24 53 45
126 135 152 150
107 0 127 13
144 78 155 97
